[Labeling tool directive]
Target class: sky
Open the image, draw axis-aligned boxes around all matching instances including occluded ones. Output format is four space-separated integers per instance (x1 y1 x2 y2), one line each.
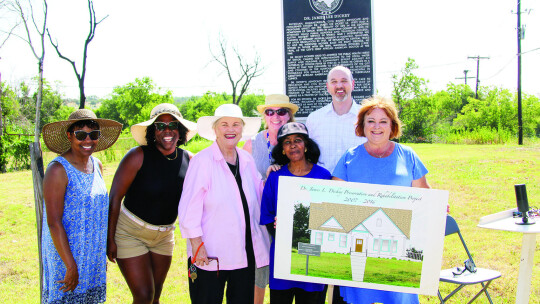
1 0 539 100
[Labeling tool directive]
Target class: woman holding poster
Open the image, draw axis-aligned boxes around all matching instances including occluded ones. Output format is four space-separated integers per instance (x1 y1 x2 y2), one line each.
332 96 430 304
260 122 332 303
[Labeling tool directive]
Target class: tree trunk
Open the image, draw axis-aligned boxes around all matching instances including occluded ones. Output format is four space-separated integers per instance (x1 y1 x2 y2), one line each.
30 142 45 304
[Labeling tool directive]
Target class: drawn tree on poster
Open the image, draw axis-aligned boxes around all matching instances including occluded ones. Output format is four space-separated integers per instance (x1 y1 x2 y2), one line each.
292 204 310 249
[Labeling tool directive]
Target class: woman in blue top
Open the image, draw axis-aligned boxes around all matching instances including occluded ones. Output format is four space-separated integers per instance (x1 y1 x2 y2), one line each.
41 109 122 304
260 122 331 304
332 96 430 304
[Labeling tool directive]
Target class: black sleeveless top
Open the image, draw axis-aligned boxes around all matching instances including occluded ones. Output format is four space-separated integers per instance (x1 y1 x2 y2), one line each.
124 145 189 225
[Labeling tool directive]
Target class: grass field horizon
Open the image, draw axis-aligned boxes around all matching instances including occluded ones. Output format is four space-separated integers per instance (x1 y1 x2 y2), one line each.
1 143 539 303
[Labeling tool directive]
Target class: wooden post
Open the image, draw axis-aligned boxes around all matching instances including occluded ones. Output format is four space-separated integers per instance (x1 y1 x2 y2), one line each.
30 142 45 304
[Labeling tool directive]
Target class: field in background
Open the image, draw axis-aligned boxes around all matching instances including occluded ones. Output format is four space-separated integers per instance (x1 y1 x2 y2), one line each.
1 143 539 303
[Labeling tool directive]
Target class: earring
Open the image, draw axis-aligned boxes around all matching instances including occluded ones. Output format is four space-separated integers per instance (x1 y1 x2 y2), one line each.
305 148 307 153
282 150 286 155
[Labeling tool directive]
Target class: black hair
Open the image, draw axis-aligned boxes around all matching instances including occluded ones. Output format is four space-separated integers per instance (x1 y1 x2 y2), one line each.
271 134 321 166
145 120 189 147
67 120 100 133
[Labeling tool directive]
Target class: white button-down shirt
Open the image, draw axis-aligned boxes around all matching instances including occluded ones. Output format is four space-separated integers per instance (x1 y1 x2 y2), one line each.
306 101 367 173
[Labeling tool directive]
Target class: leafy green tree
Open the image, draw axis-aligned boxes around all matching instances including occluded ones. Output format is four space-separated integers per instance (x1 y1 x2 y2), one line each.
179 91 230 122
391 58 430 115
292 204 310 249
96 77 174 129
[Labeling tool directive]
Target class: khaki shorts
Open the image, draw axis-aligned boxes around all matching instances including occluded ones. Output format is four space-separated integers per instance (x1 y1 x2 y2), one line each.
115 208 175 259
255 265 270 288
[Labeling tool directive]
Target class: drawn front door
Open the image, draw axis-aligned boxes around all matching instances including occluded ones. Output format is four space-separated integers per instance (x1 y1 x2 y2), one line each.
355 239 363 252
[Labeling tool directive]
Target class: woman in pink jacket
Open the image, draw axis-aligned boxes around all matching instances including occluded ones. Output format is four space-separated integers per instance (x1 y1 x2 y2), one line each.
178 104 271 304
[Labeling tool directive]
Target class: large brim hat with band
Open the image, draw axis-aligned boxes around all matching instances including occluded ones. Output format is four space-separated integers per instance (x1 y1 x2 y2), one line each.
197 104 261 141
277 122 309 141
131 103 197 146
256 94 299 115
42 109 123 154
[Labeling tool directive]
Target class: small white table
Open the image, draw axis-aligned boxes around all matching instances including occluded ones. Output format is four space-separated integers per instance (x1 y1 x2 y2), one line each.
477 209 540 304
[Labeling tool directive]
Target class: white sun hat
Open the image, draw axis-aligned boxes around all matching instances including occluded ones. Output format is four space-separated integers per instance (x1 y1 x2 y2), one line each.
197 104 261 141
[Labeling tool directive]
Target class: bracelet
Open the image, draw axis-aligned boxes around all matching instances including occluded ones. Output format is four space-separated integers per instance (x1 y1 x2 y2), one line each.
191 242 204 263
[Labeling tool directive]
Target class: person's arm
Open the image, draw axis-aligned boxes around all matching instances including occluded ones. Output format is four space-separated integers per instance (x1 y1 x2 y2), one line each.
107 147 143 263
412 175 430 189
243 138 253 154
332 176 344 181
189 236 209 266
43 162 78 292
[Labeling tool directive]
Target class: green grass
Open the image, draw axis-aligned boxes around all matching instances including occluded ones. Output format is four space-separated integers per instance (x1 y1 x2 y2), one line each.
1 143 540 303
291 252 421 288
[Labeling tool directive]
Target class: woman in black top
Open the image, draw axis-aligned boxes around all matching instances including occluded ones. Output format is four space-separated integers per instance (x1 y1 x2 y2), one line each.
107 103 197 304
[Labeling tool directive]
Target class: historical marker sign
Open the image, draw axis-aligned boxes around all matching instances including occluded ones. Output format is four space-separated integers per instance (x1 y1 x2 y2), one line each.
298 242 321 256
282 0 374 117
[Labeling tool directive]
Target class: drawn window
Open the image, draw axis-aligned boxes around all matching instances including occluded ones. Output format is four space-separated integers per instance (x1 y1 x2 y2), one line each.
339 235 347 247
376 218 382 227
315 232 323 245
373 239 379 251
382 240 390 252
328 233 335 241
392 240 398 253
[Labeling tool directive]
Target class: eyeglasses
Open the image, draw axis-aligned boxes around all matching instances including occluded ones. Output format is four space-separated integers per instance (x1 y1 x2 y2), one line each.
154 121 180 131
264 108 288 117
282 138 304 146
73 130 101 141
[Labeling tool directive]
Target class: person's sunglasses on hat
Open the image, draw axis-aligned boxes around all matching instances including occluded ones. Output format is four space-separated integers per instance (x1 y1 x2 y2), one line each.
264 108 288 117
154 121 180 131
73 130 101 141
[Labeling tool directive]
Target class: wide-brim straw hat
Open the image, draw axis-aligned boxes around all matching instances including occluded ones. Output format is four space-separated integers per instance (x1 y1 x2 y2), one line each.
42 109 123 154
256 94 299 115
197 104 261 141
131 103 197 145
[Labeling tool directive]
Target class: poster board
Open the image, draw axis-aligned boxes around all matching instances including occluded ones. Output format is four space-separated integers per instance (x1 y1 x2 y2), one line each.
274 176 448 295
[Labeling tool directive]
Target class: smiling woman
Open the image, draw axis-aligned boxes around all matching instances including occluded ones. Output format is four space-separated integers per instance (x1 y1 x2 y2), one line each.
40 109 122 304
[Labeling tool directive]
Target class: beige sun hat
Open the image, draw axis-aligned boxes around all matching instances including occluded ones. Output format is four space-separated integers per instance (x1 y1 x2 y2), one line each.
131 103 197 145
256 94 299 115
197 104 261 141
42 109 123 154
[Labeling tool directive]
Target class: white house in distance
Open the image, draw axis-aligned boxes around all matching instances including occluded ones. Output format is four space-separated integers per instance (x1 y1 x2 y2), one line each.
308 202 413 259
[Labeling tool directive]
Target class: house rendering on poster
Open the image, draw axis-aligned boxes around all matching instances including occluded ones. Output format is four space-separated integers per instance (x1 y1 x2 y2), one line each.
308 202 413 259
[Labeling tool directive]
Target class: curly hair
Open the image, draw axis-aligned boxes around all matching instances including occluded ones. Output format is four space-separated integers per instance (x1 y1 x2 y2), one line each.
271 134 321 166
355 95 402 139
145 120 189 146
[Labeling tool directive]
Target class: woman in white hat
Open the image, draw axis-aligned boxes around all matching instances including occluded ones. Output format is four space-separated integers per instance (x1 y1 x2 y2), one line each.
178 104 271 304
41 109 122 304
242 94 298 303
107 103 196 304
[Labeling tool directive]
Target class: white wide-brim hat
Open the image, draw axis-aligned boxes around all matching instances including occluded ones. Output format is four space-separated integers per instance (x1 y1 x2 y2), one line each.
197 104 261 141
131 103 197 145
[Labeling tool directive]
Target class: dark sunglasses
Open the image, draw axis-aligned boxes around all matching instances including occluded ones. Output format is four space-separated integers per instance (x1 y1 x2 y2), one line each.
264 108 288 116
452 259 477 276
73 130 101 141
154 121 180 131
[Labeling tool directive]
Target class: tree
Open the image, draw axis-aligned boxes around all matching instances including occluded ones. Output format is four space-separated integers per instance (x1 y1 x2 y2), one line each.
210 35 264 105
391 58 429 114
292 204 310 249
47 0 106 109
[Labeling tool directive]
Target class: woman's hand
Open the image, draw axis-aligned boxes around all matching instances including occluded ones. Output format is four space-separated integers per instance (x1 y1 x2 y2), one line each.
106 238 117 263
58 265 79 292
190 237 209 266
266 164 281 178
274 216 277 229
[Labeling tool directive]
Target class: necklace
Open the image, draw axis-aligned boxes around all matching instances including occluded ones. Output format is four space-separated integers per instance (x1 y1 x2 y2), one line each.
234 153 239 177
368 142 392 158
265 131 272 161
164 148 178 161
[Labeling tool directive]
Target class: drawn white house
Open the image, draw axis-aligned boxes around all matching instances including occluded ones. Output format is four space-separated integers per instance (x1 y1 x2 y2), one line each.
308 202 414 281
308 202 413 259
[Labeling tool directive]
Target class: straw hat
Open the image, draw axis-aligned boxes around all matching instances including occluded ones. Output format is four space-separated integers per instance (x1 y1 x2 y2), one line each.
256 94 299 115
197 104 261 141
42 109 123 154
131 103 197 146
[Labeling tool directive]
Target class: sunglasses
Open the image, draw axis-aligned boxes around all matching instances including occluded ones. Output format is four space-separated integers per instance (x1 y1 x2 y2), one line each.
452 259 477 276
154 121 180 131
264 108 288 116
73 130 101 141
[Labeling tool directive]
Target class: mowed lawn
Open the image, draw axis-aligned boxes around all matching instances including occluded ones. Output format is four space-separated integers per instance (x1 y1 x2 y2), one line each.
0 143 539 303
291 252 421 288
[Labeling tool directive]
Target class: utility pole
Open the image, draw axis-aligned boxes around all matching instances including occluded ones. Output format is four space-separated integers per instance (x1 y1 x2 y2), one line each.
467 56 490 99
516 0 523 145
455 70 475 86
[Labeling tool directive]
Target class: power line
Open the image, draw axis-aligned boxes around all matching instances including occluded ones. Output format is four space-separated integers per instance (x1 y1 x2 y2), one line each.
467 55 490 99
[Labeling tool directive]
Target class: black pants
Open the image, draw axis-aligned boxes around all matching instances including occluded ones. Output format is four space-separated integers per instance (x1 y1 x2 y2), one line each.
270 287 325 304
187 258 255 304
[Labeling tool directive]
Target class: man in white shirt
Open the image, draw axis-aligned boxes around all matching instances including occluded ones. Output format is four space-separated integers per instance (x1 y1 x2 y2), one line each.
306 65 367 174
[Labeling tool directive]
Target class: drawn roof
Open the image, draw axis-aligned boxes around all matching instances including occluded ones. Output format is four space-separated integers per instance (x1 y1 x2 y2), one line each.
308 202 412 238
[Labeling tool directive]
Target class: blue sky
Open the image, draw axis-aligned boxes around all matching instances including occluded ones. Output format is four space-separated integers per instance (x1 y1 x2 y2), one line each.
1 0 539 99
